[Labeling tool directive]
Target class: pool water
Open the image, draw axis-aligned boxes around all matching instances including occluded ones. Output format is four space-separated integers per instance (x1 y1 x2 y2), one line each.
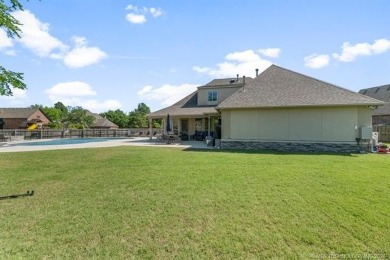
13 138 126 146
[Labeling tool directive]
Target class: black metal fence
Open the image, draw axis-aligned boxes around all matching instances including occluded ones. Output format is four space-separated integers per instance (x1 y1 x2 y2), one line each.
0 128 161 140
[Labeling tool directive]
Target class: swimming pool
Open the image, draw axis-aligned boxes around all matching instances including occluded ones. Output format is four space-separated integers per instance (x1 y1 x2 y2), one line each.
12 138 127 146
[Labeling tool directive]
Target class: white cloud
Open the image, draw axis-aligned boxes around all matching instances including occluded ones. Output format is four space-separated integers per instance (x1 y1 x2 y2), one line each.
126 5 138 11
0 28 13 50
126 13 147 24
137 84 198 106
63 36 107 68
192 66 212 74
125 5 163 24
193 49 273 78
258 48 281 58
9 10 106 68
78 100 122 113
45 81 121 113
0 88 28 102
45 81 97 100
150 8 163 17
137 85 153 96
12 10 68 57
304 54 330 69
333 38 390 62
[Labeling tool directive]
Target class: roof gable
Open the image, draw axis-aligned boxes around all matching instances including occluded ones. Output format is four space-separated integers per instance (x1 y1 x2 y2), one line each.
147 91 218 118
218 65 384 109
86 111 118 128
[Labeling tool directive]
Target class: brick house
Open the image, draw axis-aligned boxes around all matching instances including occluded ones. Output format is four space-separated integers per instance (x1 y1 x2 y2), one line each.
0 108 51 129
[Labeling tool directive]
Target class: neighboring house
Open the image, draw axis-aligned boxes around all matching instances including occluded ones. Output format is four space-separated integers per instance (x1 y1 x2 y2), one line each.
0 108 51 129
148 65 383 152
358 84 390 126
87 112 119 129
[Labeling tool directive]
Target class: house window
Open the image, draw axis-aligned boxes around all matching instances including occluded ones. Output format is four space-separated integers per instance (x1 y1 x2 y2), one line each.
208 90 217 102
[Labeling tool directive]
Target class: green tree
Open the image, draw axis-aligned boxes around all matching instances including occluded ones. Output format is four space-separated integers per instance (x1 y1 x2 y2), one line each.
100 109 128 128
128 103 151 128
65 106 94 129
29 104 43 109
151 119 161 128
41 107 63 128
54 101 68 114
0 0 27 96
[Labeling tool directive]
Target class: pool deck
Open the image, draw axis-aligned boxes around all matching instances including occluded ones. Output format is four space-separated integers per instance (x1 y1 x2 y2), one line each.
0 137 212 153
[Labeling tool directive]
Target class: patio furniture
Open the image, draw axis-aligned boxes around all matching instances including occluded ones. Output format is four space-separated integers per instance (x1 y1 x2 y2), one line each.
0 133 11 142
192 131 208 141
165 134 181 144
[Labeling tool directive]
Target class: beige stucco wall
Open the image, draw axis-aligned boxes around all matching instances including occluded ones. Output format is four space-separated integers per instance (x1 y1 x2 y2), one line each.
198 86 241 106
221 106 373 143
222 110 231 138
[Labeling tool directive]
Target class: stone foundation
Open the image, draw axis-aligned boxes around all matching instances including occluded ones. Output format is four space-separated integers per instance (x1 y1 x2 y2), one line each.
221 140 360 153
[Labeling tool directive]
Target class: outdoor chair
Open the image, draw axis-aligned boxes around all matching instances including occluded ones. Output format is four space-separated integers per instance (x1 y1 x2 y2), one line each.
192 131 208 141
0 133 10 142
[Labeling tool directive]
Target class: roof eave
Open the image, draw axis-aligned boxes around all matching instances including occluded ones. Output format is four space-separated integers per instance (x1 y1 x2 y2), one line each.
217 102 385 110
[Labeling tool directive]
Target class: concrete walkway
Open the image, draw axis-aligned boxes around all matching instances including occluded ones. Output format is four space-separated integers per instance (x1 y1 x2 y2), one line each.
0 137 211 153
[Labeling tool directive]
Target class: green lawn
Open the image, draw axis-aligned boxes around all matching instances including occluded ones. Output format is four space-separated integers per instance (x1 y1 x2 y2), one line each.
1 147 389 259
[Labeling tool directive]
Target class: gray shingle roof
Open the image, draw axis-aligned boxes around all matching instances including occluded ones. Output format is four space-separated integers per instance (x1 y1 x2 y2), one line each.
218 65 384 109
359 84 390 115
0 108 40 118
86 111 118 128
147 91 218 118
200 77 253 88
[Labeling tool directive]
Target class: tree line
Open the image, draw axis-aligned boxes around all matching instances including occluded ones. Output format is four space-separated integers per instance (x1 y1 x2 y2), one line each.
32 102 160 129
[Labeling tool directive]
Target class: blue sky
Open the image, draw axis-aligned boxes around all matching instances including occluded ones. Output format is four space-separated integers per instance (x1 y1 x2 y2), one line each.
1 0 390 113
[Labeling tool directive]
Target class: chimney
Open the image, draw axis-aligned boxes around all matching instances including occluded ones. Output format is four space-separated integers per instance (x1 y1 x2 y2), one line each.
256 68 259 77
242 76 246 91
236 74 239 82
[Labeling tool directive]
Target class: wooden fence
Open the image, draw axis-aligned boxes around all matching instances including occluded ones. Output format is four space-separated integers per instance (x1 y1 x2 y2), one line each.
0 128 161 140
373 125 390 142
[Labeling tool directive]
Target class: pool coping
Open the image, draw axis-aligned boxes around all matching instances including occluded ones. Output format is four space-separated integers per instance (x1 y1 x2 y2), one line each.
0 137 210 153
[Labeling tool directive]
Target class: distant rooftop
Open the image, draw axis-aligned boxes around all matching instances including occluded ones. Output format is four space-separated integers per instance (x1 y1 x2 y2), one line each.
359 84 390 115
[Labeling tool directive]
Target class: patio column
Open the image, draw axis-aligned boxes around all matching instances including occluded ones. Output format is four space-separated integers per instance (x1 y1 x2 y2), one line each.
178 118 181 136
149 118 152 140
208 115 211 137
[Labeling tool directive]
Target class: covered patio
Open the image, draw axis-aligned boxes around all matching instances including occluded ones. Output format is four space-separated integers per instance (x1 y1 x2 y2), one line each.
147 91 221 142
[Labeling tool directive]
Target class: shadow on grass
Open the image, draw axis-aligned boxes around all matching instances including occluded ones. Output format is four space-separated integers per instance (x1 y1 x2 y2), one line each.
181 147 361 157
